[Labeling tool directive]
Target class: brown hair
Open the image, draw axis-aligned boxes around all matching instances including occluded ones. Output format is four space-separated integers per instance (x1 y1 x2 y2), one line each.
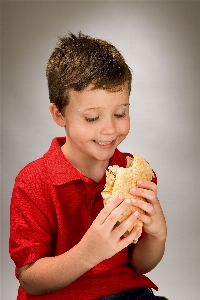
46 32 132 113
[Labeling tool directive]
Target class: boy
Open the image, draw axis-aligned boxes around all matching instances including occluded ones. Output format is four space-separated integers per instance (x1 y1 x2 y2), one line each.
9 32 167 300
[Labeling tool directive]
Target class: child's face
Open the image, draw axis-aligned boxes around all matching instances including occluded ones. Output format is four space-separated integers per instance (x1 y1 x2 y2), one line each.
62 86 130 164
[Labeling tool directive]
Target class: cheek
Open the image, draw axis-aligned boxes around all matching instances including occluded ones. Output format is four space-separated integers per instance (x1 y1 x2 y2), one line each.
68 121 96 139
119 118 130 135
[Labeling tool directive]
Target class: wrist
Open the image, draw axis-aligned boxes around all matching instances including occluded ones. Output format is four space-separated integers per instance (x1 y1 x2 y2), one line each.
76 239 100 270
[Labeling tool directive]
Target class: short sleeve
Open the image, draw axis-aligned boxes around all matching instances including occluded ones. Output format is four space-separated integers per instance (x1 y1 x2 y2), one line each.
9 169 53 269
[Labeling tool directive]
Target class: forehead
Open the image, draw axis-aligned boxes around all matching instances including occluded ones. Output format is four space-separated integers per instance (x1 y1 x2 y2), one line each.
68 86 130 109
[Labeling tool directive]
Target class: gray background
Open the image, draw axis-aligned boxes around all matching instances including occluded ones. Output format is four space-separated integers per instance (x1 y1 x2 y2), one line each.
1 1 200 299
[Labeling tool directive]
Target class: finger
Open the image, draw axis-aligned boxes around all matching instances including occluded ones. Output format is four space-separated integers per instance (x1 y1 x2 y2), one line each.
96 196 124 225
129 187 156 204
112 210 139 240
102 199 134 231
118 225 141 249
137 180 157 194
131 198 155 215
136 211 152 226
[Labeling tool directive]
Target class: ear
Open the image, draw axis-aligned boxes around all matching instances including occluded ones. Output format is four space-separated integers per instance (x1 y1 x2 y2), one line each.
49 103 65 127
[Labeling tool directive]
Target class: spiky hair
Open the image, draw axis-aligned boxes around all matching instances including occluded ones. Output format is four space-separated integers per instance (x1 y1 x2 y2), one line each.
46 32 132 113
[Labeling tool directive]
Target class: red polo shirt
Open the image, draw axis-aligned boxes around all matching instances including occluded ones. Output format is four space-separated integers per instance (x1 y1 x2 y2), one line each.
10 137 157 300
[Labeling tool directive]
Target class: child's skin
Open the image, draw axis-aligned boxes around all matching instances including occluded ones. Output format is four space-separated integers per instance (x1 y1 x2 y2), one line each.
53 85 131 182
18 85 167 295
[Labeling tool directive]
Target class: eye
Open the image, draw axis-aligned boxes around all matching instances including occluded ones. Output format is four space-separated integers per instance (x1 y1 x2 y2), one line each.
85 116 99 122
114 113 126 118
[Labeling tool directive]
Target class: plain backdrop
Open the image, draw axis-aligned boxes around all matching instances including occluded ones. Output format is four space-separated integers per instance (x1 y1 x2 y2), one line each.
1 1 200 299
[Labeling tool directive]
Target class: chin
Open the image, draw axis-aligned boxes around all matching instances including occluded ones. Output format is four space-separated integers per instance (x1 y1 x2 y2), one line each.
95 149 116 162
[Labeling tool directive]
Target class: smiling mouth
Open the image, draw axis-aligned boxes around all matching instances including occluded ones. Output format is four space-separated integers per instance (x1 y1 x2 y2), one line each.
95 140 114 146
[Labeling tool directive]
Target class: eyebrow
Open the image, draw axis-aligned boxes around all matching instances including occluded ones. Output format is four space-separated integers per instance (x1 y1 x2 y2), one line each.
79 103 130 112
78 107 103 112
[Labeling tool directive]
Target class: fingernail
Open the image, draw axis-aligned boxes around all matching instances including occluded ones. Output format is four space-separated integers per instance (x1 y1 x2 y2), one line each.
125 199 131 203
131 198 137 203
137 180 142 185
118 196 123 200
136 226 140 232
130 188 136 193
134 211 139 216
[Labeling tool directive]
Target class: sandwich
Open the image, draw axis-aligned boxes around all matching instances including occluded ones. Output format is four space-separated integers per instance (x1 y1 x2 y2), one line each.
101 154 154 244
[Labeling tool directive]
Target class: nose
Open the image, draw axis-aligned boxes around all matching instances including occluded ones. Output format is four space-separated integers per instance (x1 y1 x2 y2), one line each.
100 118 116 135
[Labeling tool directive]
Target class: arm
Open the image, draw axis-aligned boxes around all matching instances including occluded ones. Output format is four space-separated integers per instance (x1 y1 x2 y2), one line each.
19 196 140 295
18 244 92 295
128 180 167 274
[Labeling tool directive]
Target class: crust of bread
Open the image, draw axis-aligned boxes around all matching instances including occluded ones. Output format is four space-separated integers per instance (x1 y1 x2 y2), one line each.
101 154 154 243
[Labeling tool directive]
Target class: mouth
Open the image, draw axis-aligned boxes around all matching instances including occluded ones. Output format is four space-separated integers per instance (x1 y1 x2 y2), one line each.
95 140 114 146
94 140 116 148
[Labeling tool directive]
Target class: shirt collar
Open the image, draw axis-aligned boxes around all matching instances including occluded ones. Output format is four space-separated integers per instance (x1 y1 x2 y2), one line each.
43 137 129 186
43 137 89 186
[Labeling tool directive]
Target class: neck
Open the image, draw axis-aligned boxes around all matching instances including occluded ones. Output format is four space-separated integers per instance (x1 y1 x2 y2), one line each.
61 143 109 183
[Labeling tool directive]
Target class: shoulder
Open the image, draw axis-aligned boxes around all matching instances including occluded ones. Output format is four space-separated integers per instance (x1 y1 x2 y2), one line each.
11 156 54 216
15 157 46 184
12 157 52 204
14 137 64 184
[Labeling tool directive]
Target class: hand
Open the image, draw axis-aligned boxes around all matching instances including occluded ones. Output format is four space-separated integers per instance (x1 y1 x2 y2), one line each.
78 197 140 267
129 180 167 241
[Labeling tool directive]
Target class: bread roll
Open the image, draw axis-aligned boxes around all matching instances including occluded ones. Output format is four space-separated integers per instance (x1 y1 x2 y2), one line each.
101 154 154 243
